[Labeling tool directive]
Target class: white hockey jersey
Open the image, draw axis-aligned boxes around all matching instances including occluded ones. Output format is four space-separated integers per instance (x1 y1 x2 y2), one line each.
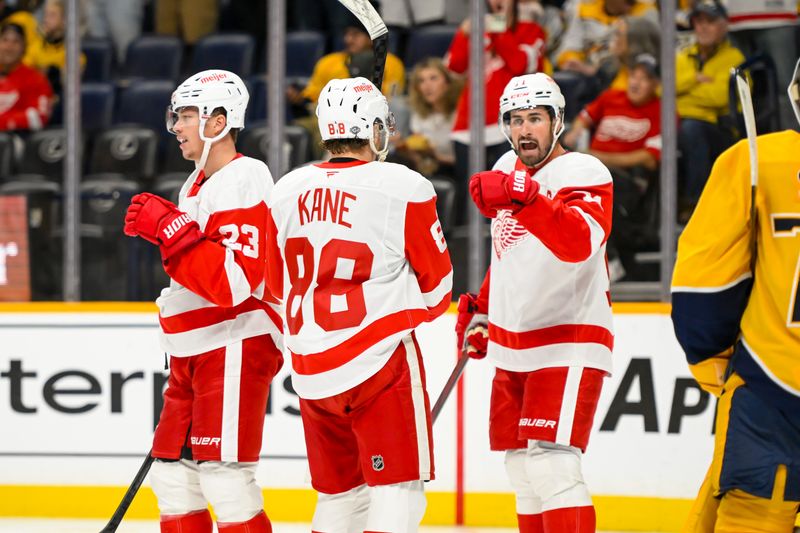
265 159 453 399
483 150 614 373
724 0 797 31
156 155 283 356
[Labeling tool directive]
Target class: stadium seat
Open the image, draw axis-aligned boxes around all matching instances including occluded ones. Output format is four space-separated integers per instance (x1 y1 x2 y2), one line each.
728 53 781 135
0 132 15 181
88 126 159 182
239 122 311 172
429 177 456 235
115 80 175 133
161 138 195 174
551 70 586 123
152 172 187 204
404 25 457 70
192 33 255 78
79 173 142 300
81 83 116 132
82 38 114 82
124 34 183 82
18 128 68 180
285 31 326 78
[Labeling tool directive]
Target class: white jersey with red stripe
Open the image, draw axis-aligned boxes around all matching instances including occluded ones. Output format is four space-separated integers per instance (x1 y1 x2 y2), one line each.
265 159 453 400
156 155 283 356
485 149 614 374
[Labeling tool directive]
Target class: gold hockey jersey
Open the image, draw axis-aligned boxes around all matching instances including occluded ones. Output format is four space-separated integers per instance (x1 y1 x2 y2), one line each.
672 130 800 408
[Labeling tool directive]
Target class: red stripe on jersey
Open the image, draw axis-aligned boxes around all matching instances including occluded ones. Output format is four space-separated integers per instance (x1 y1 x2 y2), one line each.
291 309 429 375
513 182 613 263
187 154 244 197
729 12 796 23
159 297 275 334
404 197 453 320
489 322 614 351
427 293 452 318
164 201 268 307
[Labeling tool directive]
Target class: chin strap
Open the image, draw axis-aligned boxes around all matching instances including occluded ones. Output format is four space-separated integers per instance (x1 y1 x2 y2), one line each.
533 111 565 169
195 118 232 170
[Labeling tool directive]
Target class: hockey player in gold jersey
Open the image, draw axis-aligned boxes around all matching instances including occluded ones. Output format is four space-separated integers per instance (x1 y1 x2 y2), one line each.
671 58 800 532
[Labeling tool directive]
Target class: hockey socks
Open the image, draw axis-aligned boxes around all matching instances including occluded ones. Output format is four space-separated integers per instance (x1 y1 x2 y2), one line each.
218 510 272 533
159 509 213 533
518 512 544 533
542 505 595 533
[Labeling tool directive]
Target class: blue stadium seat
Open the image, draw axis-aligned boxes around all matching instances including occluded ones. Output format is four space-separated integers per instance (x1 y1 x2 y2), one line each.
124 34 183 81
285 31 326 77
192 33 255 77
19 128 68 180
247 75 267 122
239 121 311 172
404 25 457 69
88 125 159 181
82 38 114 82
551 70 586 123
115 80 174 133
81 83 115 132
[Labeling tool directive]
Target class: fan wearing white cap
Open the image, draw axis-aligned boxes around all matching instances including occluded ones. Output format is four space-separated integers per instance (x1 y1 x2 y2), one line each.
456 73 614 533
264 77 453 533
123 69 283 533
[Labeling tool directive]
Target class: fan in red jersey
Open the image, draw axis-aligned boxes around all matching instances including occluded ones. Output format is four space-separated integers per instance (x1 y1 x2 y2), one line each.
265 76 453 533
123 69 283 533
458 73 614 533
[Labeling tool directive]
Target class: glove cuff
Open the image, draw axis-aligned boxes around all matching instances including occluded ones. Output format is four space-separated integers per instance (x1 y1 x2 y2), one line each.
159 220 204 262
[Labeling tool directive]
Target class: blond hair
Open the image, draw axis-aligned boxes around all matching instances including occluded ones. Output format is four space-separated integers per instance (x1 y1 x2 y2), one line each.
408 57 462 119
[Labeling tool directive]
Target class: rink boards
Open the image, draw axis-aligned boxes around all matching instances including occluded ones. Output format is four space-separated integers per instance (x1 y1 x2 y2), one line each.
0 302 710 531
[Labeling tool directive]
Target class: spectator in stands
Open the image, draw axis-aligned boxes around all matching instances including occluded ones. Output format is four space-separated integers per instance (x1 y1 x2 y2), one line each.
446 0 548 222
555 0 657 78
0 22 52 131
29 0 86 94
86 0 140 64
564 53 661 280
155 0 217 47
726 0 798 132
394 57 462 179
287 13 406 159
2 0 43 65
676 0 744 220
599 14 659 91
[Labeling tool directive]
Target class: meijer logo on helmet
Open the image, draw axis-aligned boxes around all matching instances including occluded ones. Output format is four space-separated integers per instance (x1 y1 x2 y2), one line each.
353 83 373 93
200 72 228 84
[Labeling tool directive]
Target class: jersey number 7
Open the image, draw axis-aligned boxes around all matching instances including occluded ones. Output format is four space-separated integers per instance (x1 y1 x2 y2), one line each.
772 215 800 325
285 237 374 334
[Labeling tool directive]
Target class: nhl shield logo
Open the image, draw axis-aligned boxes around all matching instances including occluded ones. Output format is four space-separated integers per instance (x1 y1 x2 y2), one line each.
371 455 384 471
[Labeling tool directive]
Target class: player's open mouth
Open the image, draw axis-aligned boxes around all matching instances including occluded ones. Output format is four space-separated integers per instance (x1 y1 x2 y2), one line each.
520 140 538 152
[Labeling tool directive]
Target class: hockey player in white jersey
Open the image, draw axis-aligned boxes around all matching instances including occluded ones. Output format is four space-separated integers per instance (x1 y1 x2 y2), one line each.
265 77 453 533
124 70 283 533
456 73 614 532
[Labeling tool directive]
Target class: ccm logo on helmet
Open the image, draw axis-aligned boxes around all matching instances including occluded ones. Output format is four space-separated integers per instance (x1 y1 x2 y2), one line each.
519 418 557 428
199 72 228 84
353 83 373 93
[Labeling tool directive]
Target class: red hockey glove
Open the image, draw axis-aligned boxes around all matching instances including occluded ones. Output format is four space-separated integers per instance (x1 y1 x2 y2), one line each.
455 293 489 359
469 169 539 218
124 193 203 260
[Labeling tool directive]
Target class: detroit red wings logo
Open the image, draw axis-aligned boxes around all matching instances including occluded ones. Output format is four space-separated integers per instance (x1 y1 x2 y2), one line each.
492 210 529 258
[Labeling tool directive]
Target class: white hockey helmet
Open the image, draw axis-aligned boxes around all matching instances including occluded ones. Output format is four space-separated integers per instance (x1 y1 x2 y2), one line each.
167 69 249 168
316 77 395 161
789 57 800 126
499 74 566 165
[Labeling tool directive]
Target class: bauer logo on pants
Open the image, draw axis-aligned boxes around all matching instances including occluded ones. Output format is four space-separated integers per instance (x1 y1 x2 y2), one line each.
371 455 384 471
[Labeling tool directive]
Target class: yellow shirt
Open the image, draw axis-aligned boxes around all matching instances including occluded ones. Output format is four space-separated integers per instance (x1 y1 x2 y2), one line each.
672 131 800 402
301 51 405 103
675 40 745 124
27 37 86 74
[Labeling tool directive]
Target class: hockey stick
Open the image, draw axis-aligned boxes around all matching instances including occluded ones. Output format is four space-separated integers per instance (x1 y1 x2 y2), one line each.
733 68 758 270
99 450 154 533
336 0 389 90
432 348 470 423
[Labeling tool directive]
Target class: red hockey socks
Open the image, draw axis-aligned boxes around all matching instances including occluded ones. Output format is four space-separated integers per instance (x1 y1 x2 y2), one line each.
160 509 213 533
542 506 596 532
518 512 544 533
218 510 272 533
